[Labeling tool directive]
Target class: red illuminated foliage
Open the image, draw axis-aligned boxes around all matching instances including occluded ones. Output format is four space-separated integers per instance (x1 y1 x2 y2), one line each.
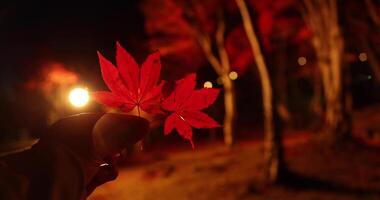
93 43 220 148
224 0 312 73
225 26 253 74
143 0 233 77
251 0 312 49
143 0 204 76
93 42 164 114
162 74 220 148
143 0 311 77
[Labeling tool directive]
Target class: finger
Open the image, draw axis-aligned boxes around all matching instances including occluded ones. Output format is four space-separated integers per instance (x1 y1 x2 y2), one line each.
86 162 118 196
44 113 104 159
92 113 149 159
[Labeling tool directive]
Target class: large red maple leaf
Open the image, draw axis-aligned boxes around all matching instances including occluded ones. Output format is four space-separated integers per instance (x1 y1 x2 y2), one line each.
93 42 164 114
162 74 220 148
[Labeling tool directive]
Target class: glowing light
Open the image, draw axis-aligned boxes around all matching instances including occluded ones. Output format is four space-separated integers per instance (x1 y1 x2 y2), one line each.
359 52 367 62
368 75 372 80
69 87 89 107
229 71 238 80
204 81 213 88
297 56 307 66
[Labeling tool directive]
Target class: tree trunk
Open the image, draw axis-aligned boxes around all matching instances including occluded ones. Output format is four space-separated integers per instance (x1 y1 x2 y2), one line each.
273 42 291 124
222 75 236 147
196 22 236 148
216 19 236 147
318 58 344 142
324 33 347 141
302 0 351 142
236 0 281 183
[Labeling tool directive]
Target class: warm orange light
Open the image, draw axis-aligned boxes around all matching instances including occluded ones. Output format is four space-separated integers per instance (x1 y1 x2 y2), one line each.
204 81 213 88
229 71 238 80
69 87 89 107
359 52 367 62
297 56 307 66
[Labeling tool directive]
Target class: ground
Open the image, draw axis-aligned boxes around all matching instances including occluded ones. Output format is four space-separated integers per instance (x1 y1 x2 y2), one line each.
1 107 380 200
88 132 380 200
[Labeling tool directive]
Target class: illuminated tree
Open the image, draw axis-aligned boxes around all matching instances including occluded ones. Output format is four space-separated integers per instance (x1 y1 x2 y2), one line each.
302 0 351 141
235 0 281 184
142 0 236 147
143 0 312 183
235 0 312 183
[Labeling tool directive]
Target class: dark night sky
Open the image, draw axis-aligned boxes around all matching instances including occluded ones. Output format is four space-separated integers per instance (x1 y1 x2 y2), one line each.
0 1 152 138
0 1 146 86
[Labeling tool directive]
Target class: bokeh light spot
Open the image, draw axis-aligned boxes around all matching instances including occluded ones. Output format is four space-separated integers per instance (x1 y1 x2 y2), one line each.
69 87 89 107
359 52 367 62
204 81 213 88
229 71 238 80
297 56 307 66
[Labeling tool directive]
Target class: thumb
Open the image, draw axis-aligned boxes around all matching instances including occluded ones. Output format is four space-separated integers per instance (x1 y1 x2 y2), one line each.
92 113 149 159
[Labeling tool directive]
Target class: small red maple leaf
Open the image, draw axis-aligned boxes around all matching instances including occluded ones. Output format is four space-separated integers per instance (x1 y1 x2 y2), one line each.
162 74 220 148
93 42 164 114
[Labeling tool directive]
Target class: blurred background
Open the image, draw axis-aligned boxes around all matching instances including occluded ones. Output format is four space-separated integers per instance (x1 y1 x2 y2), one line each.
1 0 380 199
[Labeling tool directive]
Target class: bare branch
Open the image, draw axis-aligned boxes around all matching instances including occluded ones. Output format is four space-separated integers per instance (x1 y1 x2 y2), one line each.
215 18 231 73
196 33 224 75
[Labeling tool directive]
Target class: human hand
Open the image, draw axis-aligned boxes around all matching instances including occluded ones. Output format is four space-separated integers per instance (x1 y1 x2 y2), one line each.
1 113 149 200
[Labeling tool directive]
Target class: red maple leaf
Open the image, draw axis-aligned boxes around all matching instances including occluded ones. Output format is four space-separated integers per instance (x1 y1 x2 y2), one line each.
93 42 164 114
162 74 220 148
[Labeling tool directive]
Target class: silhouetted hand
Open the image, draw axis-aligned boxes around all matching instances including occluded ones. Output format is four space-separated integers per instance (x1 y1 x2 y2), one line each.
0 113 149 200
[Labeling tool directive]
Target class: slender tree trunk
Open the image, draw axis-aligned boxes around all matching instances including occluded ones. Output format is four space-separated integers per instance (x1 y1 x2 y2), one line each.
236 0 281 183
273 42 291 124
182 3 237 148
318 56 346 141
216 19 236 147
222 75 236 146
196 20 236 147
302 0 350 142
